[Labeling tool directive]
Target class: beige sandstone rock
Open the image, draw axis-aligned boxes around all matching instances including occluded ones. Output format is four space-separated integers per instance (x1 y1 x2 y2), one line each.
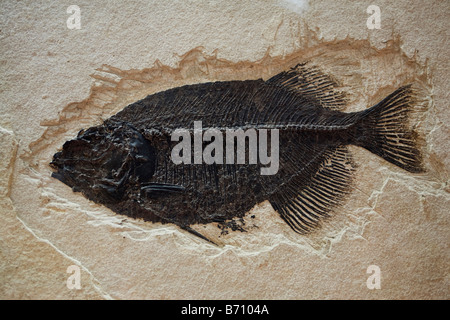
0 0 448 299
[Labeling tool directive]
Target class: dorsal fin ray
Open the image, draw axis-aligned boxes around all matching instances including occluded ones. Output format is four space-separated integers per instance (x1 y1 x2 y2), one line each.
266 62 347 111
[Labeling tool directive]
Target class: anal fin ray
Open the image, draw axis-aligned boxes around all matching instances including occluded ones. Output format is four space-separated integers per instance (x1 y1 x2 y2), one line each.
269 146 355 234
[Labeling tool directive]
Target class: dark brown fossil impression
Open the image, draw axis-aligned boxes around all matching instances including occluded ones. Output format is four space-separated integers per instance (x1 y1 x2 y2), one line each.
50 63 424 243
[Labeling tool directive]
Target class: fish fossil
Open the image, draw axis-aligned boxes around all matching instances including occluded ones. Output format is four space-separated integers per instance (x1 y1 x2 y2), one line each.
50 63 424 243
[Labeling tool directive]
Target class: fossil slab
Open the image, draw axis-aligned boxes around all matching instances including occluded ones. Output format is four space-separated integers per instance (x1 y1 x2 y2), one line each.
50 63 425 243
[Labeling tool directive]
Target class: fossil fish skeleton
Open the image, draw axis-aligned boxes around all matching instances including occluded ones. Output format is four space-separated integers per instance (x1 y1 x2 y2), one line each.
50 63 424 243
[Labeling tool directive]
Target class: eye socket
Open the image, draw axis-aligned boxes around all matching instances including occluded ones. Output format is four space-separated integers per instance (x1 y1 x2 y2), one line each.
104 152 125 170
134 159 154 182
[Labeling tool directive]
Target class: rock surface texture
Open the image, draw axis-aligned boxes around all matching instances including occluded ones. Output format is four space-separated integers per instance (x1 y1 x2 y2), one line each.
1 0 448 299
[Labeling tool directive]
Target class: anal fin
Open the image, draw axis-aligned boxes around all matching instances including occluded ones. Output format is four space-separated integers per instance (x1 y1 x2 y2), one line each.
269 146 356 234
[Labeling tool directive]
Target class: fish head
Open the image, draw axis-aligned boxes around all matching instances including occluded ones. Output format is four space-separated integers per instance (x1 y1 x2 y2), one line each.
50 120 156 204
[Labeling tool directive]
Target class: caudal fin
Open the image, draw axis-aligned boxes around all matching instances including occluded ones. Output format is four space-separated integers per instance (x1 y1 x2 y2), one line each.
356 85 425 173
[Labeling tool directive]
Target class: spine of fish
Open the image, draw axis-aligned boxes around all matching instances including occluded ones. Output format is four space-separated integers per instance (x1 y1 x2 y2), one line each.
354 85 424 173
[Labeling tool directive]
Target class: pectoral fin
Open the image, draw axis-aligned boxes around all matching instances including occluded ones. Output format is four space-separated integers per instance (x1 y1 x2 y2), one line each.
141 182 185 194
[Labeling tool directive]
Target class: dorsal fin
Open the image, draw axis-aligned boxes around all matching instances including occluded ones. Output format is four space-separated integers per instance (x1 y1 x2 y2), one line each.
269 145 356 234
266 62 347 111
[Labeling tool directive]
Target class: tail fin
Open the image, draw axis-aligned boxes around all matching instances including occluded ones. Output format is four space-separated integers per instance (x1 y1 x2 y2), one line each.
356 85 425 173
